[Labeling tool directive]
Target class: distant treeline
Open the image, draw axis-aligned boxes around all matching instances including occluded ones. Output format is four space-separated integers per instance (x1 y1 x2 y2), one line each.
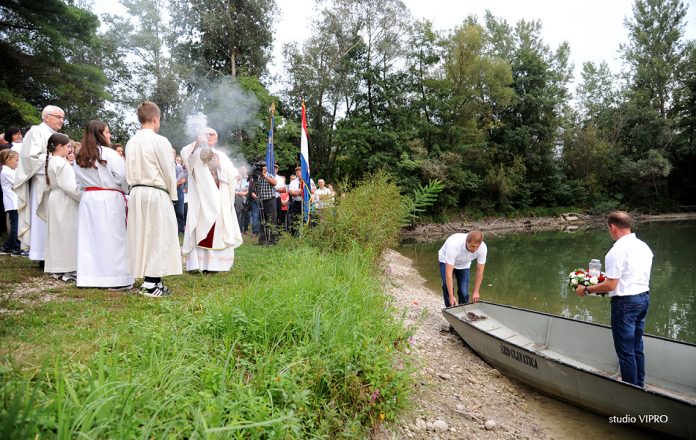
1 0 694 214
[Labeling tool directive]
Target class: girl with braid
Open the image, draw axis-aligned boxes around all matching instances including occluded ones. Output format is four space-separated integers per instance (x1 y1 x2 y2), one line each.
74 121 133 290
42 133 81 281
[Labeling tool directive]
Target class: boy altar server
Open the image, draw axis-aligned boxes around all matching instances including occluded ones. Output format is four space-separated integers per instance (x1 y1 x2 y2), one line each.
125 101 182 297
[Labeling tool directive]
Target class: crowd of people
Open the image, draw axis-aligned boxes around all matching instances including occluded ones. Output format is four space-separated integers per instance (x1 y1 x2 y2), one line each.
0 102 335 297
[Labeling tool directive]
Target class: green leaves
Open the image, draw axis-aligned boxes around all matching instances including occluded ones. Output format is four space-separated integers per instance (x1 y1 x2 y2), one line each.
402 179 444 226
0 0 108 134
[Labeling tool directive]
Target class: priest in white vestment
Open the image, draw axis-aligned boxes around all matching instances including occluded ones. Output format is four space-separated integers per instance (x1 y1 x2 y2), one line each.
126 101 182 297
181 128 243 272
13 105 64 262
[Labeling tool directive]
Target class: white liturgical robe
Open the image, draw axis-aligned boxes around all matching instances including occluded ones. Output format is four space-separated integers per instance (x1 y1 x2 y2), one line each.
181 142 243 271
13 122 54 259
125 129 182 278
43 156 81 274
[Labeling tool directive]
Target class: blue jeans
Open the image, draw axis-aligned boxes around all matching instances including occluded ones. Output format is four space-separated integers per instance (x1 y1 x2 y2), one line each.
250 200 260 235
2 210 20 252
610 293 650 387
174 186 185 234
439 262 469 307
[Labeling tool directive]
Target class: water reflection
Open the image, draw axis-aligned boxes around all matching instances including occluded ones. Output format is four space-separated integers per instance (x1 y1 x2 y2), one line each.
398 221 696 344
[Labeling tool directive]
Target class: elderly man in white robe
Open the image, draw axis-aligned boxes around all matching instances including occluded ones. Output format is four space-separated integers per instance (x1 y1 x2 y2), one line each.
13 105 65 265
125 101 182 297
181 127 243 272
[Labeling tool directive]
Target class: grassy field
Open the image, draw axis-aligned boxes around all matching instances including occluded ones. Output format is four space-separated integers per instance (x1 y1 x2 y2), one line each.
0 240 412 438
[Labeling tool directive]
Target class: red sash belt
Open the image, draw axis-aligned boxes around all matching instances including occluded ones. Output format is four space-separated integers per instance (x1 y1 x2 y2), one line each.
85 187 128 225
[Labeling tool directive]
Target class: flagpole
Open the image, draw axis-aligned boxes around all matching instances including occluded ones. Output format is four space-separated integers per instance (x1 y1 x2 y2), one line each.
270 101 275 147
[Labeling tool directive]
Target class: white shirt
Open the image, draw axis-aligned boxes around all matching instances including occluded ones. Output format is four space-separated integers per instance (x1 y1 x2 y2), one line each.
288 178 302 201
605 233 653 297
438 233 487 269
1 165 17 210
314 187 333 208
274 174 286 198
11 142 22 153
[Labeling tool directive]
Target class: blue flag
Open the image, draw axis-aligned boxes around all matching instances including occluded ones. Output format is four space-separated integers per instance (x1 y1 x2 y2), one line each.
265 111 275 177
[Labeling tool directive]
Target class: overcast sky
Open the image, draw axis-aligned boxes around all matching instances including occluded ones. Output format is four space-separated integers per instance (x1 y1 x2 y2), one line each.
95 0 696 93
268 0 696 91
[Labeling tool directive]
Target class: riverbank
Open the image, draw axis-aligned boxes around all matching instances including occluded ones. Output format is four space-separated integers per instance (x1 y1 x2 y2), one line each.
401 212 696 242
374 249 659 440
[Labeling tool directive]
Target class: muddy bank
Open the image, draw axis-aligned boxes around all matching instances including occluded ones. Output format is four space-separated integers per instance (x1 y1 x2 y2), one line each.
401 212 696 243
373 249 659 439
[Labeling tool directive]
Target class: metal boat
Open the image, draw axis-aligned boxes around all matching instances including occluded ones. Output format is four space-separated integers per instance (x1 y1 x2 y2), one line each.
442 301 696 439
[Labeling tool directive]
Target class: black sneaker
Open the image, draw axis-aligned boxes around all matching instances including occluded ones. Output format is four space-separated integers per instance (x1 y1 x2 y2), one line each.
0 248 11 256
11 250 29 257
140 284 171 298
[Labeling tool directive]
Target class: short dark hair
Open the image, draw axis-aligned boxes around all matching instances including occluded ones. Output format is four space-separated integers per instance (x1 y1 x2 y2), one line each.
137 101 161 123
607 211 632 230
4 127 20 144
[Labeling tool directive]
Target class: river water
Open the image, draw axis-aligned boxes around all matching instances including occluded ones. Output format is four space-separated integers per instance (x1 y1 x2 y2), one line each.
398 220 696 344
397 220 696 439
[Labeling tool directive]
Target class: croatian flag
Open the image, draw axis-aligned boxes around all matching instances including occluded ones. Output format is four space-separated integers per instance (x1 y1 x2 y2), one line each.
265 103 275 177
300 102 311 224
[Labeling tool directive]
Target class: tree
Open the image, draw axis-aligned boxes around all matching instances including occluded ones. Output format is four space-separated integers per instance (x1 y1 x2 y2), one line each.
615 0 689 206
283 8 364 179
669 40 696 204
485 12 573 209
576 61 618 128
0 0 108 135
622 0 687 119
101 0 181 142
168 0 276 79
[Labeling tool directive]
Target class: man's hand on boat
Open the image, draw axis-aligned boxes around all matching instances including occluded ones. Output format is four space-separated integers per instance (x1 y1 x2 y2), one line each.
471 290 480 303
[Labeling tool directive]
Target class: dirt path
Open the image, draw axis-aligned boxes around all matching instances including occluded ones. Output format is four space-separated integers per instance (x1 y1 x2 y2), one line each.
373 249 659 440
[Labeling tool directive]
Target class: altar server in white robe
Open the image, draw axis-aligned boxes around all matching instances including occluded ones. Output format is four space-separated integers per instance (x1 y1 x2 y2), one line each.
126 101 182 297
13 105 64 264
41 133 82 280
181 128 243 272
74 120 134 290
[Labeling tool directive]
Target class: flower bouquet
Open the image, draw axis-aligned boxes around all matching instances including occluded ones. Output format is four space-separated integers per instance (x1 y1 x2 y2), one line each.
567 268 607 297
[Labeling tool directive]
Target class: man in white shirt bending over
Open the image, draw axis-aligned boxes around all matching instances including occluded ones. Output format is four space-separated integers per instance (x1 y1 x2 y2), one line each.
438 231 487 307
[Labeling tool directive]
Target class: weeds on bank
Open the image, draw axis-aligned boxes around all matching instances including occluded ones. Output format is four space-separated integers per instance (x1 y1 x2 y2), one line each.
301 172 405 257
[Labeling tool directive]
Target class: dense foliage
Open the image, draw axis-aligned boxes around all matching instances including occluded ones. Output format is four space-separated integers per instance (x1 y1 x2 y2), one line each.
0 0 109 137
1 0 695 213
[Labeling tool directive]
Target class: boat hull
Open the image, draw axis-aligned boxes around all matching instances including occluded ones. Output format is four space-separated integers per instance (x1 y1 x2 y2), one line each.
443 302 696 439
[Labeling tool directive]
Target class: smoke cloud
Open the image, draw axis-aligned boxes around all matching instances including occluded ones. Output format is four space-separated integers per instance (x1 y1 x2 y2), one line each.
162 76 261 168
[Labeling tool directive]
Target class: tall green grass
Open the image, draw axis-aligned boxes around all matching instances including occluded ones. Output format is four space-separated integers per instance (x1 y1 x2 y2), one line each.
1 176 413 438
302 172 405 256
